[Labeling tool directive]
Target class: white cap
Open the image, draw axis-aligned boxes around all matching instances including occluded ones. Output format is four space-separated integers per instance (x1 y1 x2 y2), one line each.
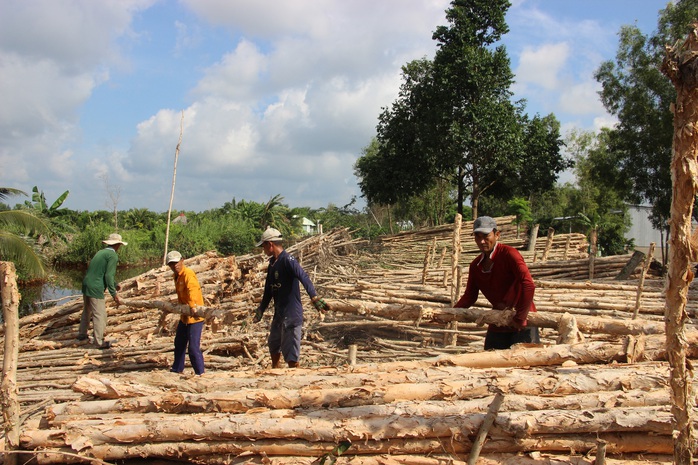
256 228 283 246
166 250 182 264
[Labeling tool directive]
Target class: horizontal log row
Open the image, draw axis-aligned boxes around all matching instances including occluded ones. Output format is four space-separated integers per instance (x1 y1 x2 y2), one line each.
3 224 696 464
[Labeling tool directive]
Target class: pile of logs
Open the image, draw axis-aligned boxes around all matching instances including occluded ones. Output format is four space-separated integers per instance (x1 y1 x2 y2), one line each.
1 221 695 464
378 216 590 268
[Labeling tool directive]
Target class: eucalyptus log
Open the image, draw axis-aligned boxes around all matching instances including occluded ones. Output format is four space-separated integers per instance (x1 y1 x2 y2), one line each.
48 383 670 420
329 301 669 336
23 438 675 464
661 23 698 465
1 261 21 465
65 362 673 401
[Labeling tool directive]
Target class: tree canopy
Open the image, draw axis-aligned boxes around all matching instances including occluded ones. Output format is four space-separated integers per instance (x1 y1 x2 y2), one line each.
355 0 568 218
594 0 698 230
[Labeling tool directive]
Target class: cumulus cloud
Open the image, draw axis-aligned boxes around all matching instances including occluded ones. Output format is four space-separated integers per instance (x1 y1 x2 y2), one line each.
0 0 662 211
559 80 607 116
515 42 570 91
0 0 156 204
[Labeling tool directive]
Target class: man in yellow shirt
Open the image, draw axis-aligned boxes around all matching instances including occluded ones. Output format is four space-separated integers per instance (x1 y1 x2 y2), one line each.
167 251 205 375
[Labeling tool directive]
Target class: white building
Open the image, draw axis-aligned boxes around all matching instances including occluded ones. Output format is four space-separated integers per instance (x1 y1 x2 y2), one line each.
625 204 664 259
301 217 316 234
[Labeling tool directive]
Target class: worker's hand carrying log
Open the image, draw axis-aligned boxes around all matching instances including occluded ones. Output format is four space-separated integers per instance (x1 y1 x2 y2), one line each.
311 296 331 313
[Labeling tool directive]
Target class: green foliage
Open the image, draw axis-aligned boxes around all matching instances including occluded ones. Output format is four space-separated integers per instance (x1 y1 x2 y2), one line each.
59 223 117 265
391 179 459 228
356 0 567 220
567 129 632 255
22 186 74 239
319 440 352 465
0 188 52 279
122 208 162 230
507 197 533 236
27 185 70 215
594 0 698 230
487 114 571 200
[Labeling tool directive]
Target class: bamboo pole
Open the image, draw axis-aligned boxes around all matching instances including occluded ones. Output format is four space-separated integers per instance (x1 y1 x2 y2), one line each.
163 109 184 265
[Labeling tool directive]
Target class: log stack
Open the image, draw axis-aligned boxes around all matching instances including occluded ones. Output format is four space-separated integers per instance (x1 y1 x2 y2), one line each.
1 224 694 465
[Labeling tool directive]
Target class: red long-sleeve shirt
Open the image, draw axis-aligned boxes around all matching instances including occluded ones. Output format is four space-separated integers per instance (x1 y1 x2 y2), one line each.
454 242 536 331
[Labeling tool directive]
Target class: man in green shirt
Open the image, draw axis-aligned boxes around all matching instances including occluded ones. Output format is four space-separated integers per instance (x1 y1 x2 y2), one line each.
78 233 127 349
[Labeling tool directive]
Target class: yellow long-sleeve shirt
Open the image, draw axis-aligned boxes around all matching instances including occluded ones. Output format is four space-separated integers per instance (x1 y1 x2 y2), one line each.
175 265 205 325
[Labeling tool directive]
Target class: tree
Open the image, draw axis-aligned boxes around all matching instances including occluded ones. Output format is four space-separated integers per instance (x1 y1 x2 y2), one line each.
511 114 570 198
357 0 567 220
661 21 698 464
101 174 121 230
260 194 291 235
428 0 522 218
0 188 51 279
24 185 73 236
356 61 440 207
594 0 698 232
567 129 632 256
506 197 532 239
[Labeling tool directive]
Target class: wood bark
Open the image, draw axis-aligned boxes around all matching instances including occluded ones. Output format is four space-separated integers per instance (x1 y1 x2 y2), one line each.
451 213 462 306
633 243 656 319
660 22 698 464
48 379 671 419
3 220 698 465
21 403 689 448
21 435 679 464
1 261 20 465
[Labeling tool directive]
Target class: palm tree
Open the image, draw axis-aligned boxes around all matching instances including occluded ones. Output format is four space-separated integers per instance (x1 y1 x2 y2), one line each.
260 194 291 234
0 188 51 278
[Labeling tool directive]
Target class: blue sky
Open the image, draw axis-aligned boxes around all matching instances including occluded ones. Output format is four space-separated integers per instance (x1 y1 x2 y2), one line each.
0 0 670 213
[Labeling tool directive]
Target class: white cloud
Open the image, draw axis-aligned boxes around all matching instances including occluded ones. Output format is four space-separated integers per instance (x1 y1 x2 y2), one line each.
515 42 570 91
0 0 668 211
559 79 606 115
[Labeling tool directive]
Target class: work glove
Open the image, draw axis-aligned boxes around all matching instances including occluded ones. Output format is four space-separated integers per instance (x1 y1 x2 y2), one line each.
253 307 264 323
312 296 330 312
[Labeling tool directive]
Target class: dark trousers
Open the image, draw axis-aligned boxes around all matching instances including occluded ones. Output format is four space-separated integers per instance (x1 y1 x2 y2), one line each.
484 326 540 350
268 320 302 364
172 320 205 375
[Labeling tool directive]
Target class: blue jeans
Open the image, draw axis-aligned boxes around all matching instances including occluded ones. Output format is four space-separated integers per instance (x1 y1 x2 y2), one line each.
172 320 205 375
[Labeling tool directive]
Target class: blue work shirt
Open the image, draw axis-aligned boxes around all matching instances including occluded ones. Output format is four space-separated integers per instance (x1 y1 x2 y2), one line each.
259 250 317 327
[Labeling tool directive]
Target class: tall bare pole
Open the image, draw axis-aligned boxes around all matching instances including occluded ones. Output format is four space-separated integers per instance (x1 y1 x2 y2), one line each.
660 23 698 465
163 111 184 266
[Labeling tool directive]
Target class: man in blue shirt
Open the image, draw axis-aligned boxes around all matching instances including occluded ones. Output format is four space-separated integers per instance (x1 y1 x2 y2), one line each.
253 228 329 368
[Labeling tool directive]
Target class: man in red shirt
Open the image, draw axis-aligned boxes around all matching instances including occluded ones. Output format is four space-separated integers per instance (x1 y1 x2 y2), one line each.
454 216 540 350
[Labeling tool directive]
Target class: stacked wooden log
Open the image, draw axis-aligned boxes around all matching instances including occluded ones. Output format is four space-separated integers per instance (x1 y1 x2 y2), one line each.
1 224 694 464
378 216 590 268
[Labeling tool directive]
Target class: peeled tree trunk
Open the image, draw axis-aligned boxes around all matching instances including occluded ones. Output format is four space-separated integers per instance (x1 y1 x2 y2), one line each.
21 402 691 462
330 301 671 336
1 262 21 465
660 23 698 464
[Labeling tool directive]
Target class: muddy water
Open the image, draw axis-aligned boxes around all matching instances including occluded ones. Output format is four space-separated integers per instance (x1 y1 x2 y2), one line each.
18 264 155 317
